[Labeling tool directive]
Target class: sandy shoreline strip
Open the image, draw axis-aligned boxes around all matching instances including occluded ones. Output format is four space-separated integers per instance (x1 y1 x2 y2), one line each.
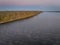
0 11 42 24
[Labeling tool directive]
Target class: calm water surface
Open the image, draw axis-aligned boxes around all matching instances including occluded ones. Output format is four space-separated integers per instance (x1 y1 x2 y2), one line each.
0 12 60 45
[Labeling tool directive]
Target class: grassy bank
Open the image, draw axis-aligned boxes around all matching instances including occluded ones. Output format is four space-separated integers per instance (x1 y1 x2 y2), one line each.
0 11 42 24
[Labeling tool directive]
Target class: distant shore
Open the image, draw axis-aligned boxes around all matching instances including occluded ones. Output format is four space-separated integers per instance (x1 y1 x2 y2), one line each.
0 11 42 24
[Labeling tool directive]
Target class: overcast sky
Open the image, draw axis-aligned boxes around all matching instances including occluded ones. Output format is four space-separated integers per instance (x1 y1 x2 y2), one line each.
0 0 60 6
0 0 60 11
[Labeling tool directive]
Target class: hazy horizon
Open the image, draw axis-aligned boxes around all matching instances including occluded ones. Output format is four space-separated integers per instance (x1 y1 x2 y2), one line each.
0 0 60 11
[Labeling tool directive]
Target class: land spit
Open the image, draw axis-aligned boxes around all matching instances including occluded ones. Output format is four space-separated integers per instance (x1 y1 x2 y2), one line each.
0 11 42 24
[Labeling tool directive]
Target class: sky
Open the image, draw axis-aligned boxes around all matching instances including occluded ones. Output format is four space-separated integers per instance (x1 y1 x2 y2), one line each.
0 0 60 11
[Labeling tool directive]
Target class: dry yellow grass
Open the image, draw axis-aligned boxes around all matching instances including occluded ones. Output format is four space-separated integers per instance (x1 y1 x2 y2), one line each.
0 11 42 24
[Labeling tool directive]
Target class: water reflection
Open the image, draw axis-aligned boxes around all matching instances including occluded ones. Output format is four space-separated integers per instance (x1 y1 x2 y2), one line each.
0 12 60 45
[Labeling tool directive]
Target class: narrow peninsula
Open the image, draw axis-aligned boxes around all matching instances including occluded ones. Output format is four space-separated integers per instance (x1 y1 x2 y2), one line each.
0 11 42 24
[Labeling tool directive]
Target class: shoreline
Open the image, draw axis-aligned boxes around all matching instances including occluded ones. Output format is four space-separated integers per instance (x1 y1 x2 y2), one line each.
0 11 42 24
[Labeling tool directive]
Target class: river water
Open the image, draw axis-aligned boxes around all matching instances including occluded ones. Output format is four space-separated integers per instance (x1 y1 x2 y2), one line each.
0 12 60 45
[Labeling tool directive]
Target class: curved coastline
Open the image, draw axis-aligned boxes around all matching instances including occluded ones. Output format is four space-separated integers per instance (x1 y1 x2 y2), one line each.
0 11 42 24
